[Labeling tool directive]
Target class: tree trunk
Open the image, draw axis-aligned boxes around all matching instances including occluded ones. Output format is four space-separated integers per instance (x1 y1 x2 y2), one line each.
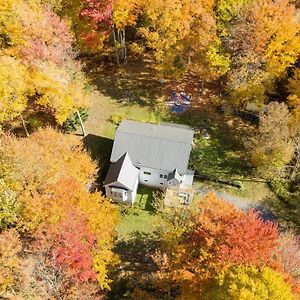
112 24 119 64
123 29 127 62
20 114 29 137
291 136 300 181
188 47 192 65
76 110 87 137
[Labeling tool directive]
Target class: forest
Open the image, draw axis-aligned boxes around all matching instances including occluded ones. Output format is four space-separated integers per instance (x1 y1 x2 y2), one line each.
1 0 300 299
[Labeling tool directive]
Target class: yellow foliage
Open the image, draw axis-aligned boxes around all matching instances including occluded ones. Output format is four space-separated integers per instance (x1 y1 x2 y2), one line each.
139 0 217 75
0 128 97 194
261 0 300 77
113 0 141 29
0 229 22 294
32 62 88 124
0 0 24 48
207 265 297 300
0 0 89 127
205 39 231 77
0 55 30 124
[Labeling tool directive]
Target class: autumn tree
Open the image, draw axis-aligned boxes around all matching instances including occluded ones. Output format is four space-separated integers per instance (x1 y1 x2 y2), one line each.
0 0 90 129
275 232 300 284
0 128 97 194
32 210 101 298
206 265 297 300
0 229 22 295
139 0 219 76
0 180 21 231
0 128 119 294
215 0 300 106
0 56 30 126
23 179 119 290
246 102 294 179
153 193 281 298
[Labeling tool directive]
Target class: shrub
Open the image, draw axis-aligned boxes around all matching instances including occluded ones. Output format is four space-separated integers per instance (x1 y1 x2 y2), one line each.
62 109 89 132
109 113 124 126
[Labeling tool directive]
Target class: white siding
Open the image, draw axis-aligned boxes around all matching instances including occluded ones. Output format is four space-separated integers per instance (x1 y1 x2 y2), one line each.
182 172 194 186
139 167 169 188
105 182 132 204
131 177 139 205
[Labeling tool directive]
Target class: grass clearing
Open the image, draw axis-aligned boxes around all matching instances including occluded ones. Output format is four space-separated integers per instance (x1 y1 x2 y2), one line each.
79 90 165 140
116 210 161 241
116 186 160 241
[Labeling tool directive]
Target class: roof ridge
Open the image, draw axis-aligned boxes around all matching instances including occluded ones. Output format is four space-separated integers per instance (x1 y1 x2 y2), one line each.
116 130 193 145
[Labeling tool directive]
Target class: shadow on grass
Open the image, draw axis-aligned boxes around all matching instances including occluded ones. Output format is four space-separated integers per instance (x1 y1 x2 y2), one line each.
135 186 156 213
107 231 160 300
84 61 164 111
82 134 113 186
167 106 253 180
260 195 300 232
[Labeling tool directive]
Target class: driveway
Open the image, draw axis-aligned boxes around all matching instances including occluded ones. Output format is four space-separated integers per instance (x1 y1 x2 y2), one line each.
196 187 275 222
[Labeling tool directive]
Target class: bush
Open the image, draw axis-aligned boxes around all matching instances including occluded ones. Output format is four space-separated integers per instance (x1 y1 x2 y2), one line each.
62 109 88 132
109 113 124 126
28 116 43 130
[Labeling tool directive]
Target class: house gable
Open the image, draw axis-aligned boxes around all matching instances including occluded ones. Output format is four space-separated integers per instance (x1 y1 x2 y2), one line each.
104 152 139 191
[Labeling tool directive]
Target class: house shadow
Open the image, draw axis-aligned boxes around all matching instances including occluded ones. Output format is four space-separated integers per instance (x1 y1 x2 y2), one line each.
82 134 114 187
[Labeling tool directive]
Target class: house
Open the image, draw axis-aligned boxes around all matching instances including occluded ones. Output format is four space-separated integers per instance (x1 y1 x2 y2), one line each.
104 120 195 204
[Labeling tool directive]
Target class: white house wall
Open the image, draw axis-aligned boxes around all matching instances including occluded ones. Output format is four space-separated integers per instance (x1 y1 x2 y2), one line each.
183 172 194 186
106 168 194 205
139 167 170 188
105 181 133 204
131 176 139 205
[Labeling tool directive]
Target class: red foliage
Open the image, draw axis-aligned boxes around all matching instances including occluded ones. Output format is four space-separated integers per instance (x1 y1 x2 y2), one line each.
187 193 279 267
81 0 113 26
218 210 279 265
20 7 74 65
37 210 97 283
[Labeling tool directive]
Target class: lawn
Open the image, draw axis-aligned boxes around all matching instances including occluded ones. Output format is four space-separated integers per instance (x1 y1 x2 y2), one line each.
116 186 162 241
78 91 165 140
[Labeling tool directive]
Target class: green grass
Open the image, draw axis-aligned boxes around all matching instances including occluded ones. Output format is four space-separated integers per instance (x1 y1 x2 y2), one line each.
134 186 156 211
104 105 163 138
116 210 161 241
116 186 160 241
194 180 272 202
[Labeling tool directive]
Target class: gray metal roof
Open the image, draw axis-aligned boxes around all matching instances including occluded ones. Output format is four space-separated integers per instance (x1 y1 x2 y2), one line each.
104 152 139 190
110 121 194 173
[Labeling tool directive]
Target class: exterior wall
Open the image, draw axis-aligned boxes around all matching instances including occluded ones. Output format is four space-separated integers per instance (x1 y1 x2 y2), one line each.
131 177 139 204
138 167 170 188
138 167 193 188
105 182 133 204
182 171 194 186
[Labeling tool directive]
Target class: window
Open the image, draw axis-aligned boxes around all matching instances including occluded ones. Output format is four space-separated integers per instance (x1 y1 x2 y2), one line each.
144 179 148 182
164 175 167 179
160 183 163 185
144 171 151 175
160 174 163 178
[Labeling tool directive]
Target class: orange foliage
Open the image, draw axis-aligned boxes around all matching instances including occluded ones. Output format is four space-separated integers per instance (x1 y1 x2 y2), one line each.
21 178 119 288
165 193 280 294
0 128 97 193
